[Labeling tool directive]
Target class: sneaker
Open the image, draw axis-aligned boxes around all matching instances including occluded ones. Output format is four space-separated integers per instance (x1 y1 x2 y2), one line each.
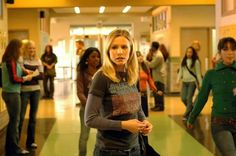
16 149 30 155
27 143 37 149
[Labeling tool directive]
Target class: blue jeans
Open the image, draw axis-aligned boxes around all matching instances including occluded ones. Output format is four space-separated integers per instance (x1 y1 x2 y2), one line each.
153 81 165 109
2 92 22 155
79 107 90 156
211 123 236 156
19 90 40 146
93 146 141 156
181 82 196 117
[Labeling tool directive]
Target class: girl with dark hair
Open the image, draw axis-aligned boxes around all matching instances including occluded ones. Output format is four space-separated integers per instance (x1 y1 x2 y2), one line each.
77 47 101 156
1 39 32 155
177 46 202 120
41 44 57 99
187 37 236 156
136 51 162 117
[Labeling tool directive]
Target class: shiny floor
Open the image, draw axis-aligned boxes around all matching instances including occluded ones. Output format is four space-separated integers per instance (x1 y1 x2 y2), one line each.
19 80 220 156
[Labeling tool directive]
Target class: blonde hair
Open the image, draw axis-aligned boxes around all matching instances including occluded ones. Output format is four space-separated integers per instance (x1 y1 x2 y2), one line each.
101 29 138 86
22 40 38 60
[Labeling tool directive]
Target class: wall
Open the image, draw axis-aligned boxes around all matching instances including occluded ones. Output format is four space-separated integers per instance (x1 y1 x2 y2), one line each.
152 5 215 57
8 9 41 54
216 0 236 41
171 5 215 57
0 0 8 60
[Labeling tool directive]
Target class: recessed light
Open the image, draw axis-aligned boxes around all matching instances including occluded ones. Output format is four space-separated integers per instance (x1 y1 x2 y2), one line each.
99 6 105 14
122 6 131 13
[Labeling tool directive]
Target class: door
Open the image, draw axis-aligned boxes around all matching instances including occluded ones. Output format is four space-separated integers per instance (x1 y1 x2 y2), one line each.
180 27 212 74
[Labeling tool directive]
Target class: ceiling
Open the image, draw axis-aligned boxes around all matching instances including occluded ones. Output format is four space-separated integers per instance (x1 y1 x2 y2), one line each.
7 0 215 8
52 6 153 14
8 0 214 15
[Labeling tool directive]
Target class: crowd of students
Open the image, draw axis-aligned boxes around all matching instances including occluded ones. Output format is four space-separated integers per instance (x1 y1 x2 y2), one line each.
1 29 236 156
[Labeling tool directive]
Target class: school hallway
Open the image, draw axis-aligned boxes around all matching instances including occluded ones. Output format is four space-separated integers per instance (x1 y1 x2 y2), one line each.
18 79 220 156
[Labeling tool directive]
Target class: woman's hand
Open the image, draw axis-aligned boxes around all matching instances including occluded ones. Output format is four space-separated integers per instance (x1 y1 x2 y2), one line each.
187 122 193 129
154 90 163 96
121 119 146 133
140 120 153 135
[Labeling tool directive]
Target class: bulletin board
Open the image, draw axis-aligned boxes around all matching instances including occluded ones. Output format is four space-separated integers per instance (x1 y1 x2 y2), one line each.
219 24 236 39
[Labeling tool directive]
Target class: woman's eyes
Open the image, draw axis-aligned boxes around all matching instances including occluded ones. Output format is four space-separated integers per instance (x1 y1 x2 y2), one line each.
111 45 128 50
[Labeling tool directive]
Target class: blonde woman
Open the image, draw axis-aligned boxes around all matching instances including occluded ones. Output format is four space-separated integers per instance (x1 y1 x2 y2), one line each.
84 29 153 156
19 40 43 149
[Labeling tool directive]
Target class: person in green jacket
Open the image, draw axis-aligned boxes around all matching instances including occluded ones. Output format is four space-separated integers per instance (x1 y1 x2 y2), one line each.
187 37 236 156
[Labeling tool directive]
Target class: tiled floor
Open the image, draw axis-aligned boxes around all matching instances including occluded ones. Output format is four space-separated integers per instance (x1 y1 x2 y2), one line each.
19 80 218 156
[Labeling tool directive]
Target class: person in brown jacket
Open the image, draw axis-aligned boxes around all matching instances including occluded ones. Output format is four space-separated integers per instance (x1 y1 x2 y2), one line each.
76 47 101 156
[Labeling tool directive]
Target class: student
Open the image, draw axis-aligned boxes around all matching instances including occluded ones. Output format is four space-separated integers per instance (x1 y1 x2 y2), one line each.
145 42 166 111
41 44 57 99
177 46 202 120
1 39 32 155
18 40 44 149
136 51 162 117
77 47 101 156
84 29 153 156
187 37 236 156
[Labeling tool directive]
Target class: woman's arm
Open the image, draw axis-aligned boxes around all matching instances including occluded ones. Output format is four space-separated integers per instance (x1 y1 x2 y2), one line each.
76 72 87 106
84 94 121 130
6 61 24 83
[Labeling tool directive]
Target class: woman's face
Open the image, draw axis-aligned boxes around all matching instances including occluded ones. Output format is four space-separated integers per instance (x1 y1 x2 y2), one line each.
109 36 131 71
28 43 36 57
186 48 193 58
87 51 100 68
46 46 51 53
220 42 236 65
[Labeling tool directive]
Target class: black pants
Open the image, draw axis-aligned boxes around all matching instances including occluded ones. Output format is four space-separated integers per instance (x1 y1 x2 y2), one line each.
154 81 165 109
43 75 55 98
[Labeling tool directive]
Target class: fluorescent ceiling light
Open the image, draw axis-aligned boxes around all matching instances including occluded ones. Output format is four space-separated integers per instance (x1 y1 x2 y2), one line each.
99 6 105 14
74 7 80 14
122 6 131 13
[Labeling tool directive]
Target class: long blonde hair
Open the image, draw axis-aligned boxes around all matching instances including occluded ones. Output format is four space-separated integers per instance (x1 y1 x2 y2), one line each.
101 29 138 86
22 40 39 60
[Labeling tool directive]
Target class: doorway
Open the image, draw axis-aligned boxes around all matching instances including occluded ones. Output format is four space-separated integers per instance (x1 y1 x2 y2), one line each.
180 27 215 74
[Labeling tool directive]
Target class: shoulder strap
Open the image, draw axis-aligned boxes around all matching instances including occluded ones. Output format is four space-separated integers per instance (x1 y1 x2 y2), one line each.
185 65 198 81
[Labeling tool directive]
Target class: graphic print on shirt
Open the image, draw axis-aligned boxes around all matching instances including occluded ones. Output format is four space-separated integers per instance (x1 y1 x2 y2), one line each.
109 82 140 116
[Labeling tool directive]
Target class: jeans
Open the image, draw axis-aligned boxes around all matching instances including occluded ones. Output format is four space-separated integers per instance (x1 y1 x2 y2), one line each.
79 107 90 156
19 90 40 146
43 75 54 98
93 146 141 156
181 82 196 117
2 92 22 155
211 123 236 156
154 81 165 109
